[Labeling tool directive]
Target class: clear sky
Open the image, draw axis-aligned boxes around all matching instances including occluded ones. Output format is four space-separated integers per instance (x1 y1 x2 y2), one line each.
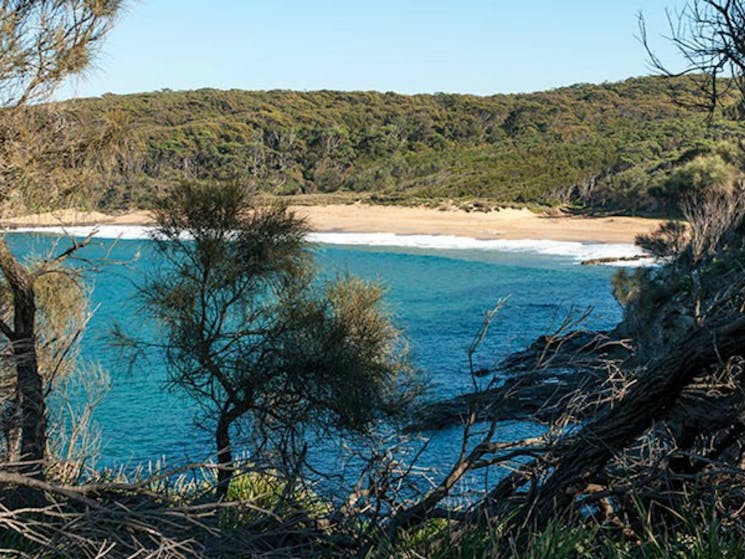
60 0 690 99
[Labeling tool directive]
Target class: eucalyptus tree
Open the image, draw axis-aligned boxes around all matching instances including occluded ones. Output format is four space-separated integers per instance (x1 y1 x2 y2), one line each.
136 181 418 498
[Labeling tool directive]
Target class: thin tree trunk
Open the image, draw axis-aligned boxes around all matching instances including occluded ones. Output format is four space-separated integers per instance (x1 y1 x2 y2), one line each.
213 400 253 500
215 414 233 500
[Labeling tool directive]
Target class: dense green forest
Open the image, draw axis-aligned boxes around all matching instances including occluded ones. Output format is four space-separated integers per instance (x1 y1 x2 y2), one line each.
49 74 744 215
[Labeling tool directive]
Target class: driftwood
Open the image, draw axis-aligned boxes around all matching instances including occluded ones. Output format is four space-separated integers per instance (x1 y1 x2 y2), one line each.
0 464 349 559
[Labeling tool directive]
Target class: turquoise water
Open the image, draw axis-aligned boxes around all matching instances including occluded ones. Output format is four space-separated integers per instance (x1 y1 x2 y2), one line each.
6 233 622 474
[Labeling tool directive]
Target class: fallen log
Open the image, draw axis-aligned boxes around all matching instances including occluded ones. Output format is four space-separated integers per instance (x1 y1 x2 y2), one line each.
408 330 630 431
482 315 745 526
407 370 595 431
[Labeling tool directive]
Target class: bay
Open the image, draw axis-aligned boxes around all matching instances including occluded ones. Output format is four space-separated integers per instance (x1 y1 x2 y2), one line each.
5 232 623 476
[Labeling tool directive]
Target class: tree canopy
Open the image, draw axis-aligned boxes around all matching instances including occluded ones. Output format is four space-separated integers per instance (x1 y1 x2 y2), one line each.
131 181 419 497
8 74 745 216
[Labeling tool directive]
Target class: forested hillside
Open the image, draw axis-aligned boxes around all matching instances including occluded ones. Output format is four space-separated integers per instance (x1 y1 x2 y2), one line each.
44 75 745 213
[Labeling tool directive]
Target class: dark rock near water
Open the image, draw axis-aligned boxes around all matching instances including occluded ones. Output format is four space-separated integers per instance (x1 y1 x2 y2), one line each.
580 255 649 266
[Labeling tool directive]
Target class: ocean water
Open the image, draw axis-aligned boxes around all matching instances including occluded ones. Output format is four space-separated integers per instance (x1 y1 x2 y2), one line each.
4 231 625 477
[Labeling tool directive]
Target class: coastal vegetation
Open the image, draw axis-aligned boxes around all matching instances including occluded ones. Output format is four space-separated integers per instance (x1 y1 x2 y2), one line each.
118 180 419 500
3 1 745 558
5 74 745 217
0 0 121 478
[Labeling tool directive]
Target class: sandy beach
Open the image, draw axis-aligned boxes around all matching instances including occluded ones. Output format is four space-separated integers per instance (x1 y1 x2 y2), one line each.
0 205 664 244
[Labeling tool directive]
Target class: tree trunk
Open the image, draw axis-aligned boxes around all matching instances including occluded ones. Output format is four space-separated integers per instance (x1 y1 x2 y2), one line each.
1 397 21 461
14 326 44 474
0 238 45 477
215 414 233 500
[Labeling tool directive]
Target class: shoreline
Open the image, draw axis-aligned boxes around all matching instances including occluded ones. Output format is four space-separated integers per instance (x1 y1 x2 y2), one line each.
0 205 665 244
0 205 663 265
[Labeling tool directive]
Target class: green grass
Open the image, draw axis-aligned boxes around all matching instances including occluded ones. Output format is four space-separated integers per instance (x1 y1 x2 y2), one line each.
375 508 745 559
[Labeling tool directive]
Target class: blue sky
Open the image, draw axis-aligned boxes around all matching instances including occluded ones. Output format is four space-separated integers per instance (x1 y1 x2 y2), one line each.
61 0 689 99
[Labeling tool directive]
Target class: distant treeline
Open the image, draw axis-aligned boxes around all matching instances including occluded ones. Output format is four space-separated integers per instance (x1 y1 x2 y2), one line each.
51 75 745 214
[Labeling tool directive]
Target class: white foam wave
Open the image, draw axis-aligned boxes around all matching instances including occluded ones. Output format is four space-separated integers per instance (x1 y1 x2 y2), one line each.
5 226 651 266
8 224 155 240
307 232 649 265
